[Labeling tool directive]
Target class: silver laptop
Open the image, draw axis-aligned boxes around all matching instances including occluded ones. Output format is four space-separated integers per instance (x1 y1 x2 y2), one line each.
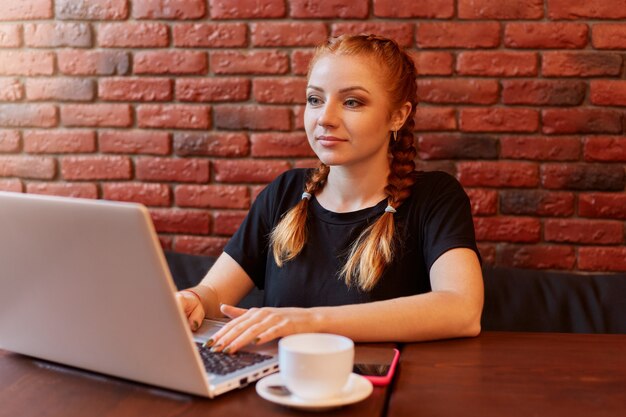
0 191 278 398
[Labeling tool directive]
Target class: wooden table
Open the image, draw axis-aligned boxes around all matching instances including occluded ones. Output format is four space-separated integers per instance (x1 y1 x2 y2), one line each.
2 332 625 417
388 332 626 417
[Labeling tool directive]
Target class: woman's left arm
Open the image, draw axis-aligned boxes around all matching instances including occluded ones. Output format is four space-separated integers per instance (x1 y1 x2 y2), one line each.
209 247 483 353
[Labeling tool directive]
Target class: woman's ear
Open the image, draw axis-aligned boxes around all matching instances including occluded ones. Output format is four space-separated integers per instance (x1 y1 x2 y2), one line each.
391 101 413 131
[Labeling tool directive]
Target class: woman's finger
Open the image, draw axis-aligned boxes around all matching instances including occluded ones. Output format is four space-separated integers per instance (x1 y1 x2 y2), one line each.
222 315 283 353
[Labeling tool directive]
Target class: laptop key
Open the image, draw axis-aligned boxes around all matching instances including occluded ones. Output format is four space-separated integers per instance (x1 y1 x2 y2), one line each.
195 343 273 376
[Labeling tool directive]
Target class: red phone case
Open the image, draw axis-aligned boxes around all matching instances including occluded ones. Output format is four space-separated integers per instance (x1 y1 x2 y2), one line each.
362 348 400 386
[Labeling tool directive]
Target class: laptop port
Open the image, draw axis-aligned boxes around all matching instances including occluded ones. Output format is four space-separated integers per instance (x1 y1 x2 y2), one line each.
239 377 248 387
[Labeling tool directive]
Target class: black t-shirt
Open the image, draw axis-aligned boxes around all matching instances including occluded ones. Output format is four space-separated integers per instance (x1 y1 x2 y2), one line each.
224 168 479 308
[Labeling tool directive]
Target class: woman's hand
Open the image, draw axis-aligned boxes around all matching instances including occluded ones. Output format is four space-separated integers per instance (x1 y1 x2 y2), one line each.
206 305 319 354
175 290 206 332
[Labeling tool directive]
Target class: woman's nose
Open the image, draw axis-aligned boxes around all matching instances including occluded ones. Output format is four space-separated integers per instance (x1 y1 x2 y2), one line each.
317 103 339 127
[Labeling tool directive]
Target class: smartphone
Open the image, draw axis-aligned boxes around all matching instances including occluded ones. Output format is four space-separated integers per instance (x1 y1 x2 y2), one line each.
353 346 400 386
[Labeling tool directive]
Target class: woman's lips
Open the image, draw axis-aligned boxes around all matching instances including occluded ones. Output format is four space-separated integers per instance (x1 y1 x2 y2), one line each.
317 135 347 145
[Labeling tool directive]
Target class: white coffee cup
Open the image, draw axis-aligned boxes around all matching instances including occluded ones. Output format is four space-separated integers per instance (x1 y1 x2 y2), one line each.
278 333 354 400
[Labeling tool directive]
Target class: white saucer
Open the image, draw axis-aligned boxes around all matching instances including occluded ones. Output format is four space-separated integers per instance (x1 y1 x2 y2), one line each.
255 372 373 411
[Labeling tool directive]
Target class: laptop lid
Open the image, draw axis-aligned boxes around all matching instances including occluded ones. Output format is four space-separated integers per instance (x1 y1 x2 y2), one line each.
0 191 269 397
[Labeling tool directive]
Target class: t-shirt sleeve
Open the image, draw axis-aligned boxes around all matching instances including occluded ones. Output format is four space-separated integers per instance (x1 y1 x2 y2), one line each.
421 173 481 272
223 183 274 290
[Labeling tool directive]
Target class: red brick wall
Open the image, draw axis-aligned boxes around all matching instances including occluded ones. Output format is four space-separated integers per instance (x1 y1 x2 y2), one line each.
1 0 625 272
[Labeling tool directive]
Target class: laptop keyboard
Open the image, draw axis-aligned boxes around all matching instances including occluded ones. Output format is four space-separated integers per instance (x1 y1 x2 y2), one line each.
195 342 273 375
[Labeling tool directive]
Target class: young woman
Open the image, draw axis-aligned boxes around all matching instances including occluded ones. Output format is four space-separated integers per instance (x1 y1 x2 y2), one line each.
176 34 484 354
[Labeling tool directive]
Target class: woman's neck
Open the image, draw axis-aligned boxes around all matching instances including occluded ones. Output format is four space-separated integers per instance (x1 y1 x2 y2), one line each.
316 162 390 213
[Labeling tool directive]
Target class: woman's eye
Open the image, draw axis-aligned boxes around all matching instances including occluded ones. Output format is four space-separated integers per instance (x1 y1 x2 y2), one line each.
307 96 322 106
345 99 362 108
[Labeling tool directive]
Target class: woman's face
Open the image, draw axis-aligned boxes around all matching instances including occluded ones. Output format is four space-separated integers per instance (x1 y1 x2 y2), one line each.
304 54 398 170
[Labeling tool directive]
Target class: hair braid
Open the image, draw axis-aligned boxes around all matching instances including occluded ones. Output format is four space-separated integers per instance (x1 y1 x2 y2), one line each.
270 163 329 266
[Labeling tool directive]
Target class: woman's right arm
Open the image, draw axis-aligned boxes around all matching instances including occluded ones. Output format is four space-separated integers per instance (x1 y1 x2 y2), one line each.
176 252 255 331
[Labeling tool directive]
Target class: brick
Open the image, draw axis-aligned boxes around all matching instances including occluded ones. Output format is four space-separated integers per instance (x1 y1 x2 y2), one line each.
250 185 266 201
417 134 497 160
584 136 626 162
0 78 23 101
545 219 623 245
175 184 250 209
134 51 208 75
214 105 290 131
149 208 209 235
213 160 290 183
505 23 588 49
578 247 626 272
293 105 305 130
541 163 625 191
56 0 128 20
135 157 209 183
26 78 95 101
24 23 91 47
137 105 210 130
0 130 20 153
0 51 53 76
61 156 131 180
26 182 97 199
465 188 498 215
548 0 626 20
417 22 500 48
458 0 543 19
417 79 499 105
173 23 246 47
252 22 327 47
99 77 172 102
98 23 168 48
474 217 541 243
460 108 539 133
374 0 453 18
253 78 307 104
0 25 21 47
159 236 173 251
499 190 574 217
176 78 250 102
61 104 131 128
99 130 171 155
291 0 368 18
477 243 496 266
414 107 457 131
593 24 626 49
0 178 22 192
293 159 319 169
498 245 575 270
174 132 249 157
457 52 538 77
133 0 207 19
103 183 171 207
0 156 55 179
416 160 457 176
251 133 315 157
213 211 247 236
0 104 57 128
542 109 622 134
24 130 95 154
58 50 129 75
409 52 454 76
502 80 585 106
542 52 622 77
291 50 315 76
579 193 626 220
500 136 581 161
590 81 626 106
457 161 539 188
209 0 285 19
0 0 52 20
174 235 229 257
331 23 414 47
210 50 289 75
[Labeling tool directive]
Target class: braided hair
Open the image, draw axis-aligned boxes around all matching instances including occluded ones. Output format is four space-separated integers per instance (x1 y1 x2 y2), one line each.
270 34 419 291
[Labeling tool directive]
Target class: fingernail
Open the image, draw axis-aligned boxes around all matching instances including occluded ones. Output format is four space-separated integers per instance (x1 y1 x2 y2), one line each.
193 320 199 331
210 344 222 352
223 347 231 354
203 338 214 348
253 337 261 345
